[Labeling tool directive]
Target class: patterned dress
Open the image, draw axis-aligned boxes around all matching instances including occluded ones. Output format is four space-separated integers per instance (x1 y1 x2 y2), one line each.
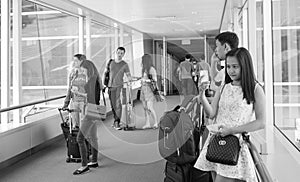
194 83 258 182
140 67 156 102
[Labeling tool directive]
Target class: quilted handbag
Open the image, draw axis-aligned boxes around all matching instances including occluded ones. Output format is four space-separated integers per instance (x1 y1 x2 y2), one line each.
206 134 240 166
85 91 106 120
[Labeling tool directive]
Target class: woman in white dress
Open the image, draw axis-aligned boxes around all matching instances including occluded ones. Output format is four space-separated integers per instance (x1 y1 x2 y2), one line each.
140 54 158 129
194 47 266 182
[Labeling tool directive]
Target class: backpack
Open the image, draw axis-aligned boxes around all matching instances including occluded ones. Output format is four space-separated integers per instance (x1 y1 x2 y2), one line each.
158 96 198 165
103 59 113 87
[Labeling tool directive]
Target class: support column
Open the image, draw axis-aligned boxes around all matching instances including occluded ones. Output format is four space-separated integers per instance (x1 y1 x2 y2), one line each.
114 23 119 53
78 9 84 54
204 35 207 62
162 36 167 96
85 15 91 59
1 0 11 127
263 0 274 154
242 8 249 49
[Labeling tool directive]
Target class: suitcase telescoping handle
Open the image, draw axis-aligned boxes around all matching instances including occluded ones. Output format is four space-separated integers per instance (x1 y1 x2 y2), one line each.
58 108 78 123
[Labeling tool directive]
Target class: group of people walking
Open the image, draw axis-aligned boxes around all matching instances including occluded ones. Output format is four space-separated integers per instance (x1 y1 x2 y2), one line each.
62 47 160 175
61 31 266 182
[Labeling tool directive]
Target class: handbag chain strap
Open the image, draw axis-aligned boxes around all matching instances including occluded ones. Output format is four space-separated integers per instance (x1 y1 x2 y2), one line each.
101 91 106 106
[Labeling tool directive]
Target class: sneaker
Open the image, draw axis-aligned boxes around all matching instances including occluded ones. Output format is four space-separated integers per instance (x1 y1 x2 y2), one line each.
153 123 159 129
114 123 122 130
87 162 99 168
73 166 90 175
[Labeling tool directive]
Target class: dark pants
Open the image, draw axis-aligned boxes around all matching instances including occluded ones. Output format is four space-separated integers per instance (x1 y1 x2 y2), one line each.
77 116 98 166
108 86 122 124
181 78 196 96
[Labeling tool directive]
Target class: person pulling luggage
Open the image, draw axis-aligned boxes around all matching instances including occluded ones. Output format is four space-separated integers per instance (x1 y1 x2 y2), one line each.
62 54 103 175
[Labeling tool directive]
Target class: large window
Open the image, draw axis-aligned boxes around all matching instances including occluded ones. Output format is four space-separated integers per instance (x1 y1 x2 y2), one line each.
256 1 264 83
22 0 79 103
90 22 116 77
0 0 144 128
272 0 300 150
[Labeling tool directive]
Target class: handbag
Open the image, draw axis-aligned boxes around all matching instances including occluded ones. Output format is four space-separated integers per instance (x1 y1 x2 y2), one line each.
148 74 163 102
85 91 107 120
206 134 240 165
103 59 113 87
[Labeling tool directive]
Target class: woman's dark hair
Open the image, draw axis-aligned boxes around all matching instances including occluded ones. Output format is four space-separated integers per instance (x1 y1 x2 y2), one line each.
74 54 86 61
225 47 256 104
142 54 154 77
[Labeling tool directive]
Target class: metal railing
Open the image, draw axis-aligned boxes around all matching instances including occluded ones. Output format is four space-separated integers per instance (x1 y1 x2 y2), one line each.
0 95 66 124
0 95 66 113
244 135 274 182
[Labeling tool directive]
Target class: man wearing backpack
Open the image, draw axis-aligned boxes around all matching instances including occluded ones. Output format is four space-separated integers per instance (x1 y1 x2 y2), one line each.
108 47 132 130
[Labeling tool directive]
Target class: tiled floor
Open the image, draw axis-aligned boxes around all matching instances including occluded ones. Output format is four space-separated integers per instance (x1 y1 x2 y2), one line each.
1 95 299 182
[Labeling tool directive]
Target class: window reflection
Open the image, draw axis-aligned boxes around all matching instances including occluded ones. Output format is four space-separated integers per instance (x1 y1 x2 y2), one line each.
21 0 79 103
272 0 300 151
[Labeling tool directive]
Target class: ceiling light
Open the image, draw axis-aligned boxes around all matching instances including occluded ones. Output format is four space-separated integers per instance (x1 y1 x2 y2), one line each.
156 16 176 20
173 28 185 32
182 39 191 45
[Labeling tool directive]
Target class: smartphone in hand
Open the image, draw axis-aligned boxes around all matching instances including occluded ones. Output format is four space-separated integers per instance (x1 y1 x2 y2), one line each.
199 70 209 83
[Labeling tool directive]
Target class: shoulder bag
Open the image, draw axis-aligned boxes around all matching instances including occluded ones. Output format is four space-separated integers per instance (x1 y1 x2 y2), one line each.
148 74 164 102
205 83 241 166
205 134 240 165
85 91 107 120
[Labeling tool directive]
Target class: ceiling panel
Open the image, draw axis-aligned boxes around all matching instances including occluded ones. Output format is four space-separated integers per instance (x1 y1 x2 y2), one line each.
70 0 226 38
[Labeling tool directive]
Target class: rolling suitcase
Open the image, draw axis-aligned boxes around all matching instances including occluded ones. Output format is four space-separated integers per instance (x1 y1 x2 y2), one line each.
189 104 212 182
122 81 136 131
58 108 91 163
164 161 191 182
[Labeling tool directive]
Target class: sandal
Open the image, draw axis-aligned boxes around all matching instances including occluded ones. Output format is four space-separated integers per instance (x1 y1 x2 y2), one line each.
142 124 151 129
73 166 90 175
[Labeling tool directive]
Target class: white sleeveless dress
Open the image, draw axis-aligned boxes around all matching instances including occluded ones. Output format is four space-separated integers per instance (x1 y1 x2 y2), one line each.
194 83 258 182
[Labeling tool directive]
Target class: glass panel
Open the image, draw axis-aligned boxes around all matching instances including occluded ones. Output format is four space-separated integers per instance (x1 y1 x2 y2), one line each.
90 22 115 77
130 30 144 77
256 1 264 83
22 0 79 103
123 29 134 77
272 0 300 151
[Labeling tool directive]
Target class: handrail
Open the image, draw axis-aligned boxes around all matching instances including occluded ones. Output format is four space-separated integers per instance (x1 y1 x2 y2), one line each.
244 135 274 182
0 95 66 113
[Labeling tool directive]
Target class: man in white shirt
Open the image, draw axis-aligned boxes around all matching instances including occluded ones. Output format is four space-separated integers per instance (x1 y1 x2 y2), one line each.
179 54 196 96
210 32 239 89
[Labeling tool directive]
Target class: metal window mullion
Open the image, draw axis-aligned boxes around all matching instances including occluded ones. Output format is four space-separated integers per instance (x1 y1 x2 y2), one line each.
248 0 257 74
85 15 91 59
120 25 124 47
78 15 84 54
12 0 22 124
114 25 119 52
242 8 249 49
1 0 11 127
204 35 207 63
